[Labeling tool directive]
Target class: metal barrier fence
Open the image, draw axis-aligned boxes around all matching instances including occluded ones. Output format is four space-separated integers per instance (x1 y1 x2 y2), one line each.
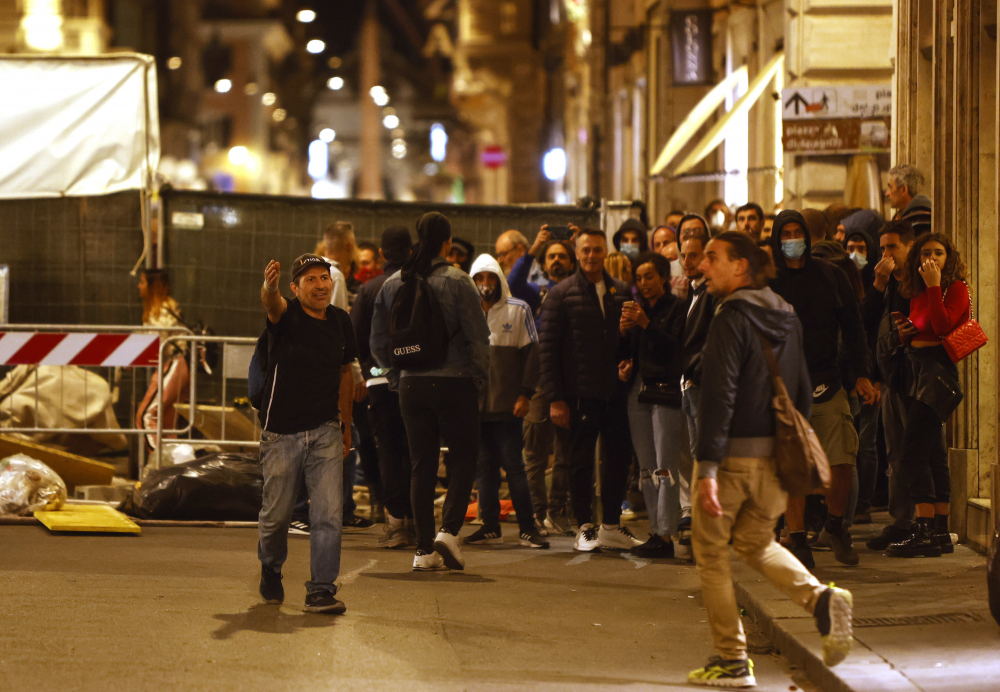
0 324 263 479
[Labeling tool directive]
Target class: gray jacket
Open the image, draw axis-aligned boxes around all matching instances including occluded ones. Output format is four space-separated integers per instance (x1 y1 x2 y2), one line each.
371 256 490 385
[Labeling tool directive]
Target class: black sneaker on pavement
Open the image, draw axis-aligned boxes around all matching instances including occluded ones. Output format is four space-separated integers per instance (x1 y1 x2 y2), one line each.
821 525 859 566
631 534 675 559
288 520 310 535
464 525 503 545
519 529 550 549
677 516 692 546
865 523 910 551
259 566 284 605
303 590 346 614
788 532 815 570
344 514 375 529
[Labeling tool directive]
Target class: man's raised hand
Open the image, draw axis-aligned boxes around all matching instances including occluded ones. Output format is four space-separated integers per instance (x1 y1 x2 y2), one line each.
264 260 281 292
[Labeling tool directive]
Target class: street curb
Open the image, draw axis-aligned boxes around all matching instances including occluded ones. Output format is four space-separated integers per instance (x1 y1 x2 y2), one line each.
734 577 857 692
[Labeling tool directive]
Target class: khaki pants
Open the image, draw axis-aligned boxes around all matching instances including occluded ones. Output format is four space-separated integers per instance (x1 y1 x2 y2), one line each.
692 456 826 660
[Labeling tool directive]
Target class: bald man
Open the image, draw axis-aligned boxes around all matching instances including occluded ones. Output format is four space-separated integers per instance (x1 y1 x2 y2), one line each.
495 230 529 276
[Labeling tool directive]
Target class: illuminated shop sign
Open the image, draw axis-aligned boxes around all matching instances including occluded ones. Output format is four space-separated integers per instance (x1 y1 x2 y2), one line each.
670 10 713 87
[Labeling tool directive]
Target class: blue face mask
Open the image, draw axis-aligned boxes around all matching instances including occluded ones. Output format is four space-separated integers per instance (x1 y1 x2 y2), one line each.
850 251 868 269
620 242 640 260
781 238 807 260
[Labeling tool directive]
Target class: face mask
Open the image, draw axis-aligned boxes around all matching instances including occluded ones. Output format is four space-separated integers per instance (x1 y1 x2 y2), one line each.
477 282 501 303
781 238 807 260
850 251 868 269
620 242 640 260
354 266 383 284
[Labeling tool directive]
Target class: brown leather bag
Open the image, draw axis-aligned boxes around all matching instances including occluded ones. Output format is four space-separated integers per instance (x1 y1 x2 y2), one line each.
754 329 831 496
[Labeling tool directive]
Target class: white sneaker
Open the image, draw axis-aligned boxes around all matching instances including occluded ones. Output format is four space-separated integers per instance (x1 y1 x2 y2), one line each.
574 523 600 552
412 550 448 571
819 586 854 667
433 529 465 570
598 524 643 550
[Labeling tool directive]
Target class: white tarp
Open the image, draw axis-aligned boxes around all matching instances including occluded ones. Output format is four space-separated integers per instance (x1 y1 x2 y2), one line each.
0 54 159 198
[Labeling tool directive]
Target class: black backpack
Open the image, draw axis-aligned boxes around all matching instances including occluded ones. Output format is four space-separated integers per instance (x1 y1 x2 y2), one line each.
387 267 449 370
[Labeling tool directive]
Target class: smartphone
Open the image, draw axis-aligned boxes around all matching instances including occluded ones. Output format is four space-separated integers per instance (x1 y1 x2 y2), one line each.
890 311 911 324
623 301 636 310
548 225 572 240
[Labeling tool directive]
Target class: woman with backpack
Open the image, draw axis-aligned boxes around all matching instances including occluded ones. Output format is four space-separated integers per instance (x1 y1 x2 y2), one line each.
887 233 971 558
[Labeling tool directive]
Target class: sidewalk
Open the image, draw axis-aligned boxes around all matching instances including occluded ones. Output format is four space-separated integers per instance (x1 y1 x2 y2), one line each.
733 515 998 692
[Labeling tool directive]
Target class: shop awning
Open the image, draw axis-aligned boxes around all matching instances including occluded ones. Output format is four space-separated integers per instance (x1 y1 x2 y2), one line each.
0 54 159 198
673 52 784 176
649 66 748 177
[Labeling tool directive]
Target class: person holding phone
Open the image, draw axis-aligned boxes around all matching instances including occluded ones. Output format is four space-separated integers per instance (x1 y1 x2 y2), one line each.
885 233 970 557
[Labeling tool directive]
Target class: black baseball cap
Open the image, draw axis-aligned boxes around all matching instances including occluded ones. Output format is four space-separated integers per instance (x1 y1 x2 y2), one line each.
291 253 332 281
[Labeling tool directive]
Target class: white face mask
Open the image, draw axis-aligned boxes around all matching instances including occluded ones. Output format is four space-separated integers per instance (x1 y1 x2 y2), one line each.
850 251 868 269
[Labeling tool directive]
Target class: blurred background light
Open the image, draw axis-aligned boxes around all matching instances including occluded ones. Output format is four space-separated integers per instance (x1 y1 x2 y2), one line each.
214 79 232 93
383 114 399 129
272 108 287 122
430 123 447 162
261 92 276 106
306 39 325 54
327 76 344 90
308 140 328 179
296 9 316 23
370 86 389 106
319 128 336 143
167 57 182 70
228 146 248 166
543 148 567 181
244 82 258 95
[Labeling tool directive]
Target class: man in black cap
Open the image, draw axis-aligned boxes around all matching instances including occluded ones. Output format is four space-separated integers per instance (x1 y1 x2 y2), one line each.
351 228 416 549
257 253 358 614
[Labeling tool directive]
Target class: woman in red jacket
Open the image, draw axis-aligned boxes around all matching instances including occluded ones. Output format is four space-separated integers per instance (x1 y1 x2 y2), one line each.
888 233 970 558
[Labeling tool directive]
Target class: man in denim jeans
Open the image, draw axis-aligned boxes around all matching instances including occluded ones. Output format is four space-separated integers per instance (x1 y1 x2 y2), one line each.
258 253 357 613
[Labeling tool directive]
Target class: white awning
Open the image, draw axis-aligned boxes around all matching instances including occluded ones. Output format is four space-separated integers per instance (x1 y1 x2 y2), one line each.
0 54 160 198
649 66 748 177
673 53 784 176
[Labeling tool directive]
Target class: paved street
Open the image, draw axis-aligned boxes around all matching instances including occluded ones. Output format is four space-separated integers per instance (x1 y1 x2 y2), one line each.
0 524 813 692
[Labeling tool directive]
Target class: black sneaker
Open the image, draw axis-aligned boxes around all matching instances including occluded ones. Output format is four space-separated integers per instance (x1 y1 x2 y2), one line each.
631 534 675 559
288 520 310 535
259 566 284 605
303 590 346 614
519 529 550 549
677 517 692 546
866 523 911 550
822 524 859 566
934 515 954 554
788 532 815 570
463 525 503 545
344 514 375 529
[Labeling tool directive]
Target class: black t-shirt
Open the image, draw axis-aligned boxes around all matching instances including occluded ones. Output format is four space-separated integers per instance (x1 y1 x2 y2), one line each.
262 298 359 434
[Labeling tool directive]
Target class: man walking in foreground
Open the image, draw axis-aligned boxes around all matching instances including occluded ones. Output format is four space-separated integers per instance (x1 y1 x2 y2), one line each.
258 254 357 614
688 233 853 687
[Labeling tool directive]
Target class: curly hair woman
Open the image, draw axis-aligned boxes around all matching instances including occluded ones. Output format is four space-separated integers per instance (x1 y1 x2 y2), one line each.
887 233 970 558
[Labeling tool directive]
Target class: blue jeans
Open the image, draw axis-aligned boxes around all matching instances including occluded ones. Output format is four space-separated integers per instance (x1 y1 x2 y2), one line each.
629 380 684 536
258 419 344 595
477 419 535 534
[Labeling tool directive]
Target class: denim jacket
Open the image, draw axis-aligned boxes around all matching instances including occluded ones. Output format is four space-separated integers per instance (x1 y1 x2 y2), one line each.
370 256 491 385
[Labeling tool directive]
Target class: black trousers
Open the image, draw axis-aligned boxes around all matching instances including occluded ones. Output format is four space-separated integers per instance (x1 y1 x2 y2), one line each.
900 398 951 505
368 384 412 520
568 396 632 528
353 398 382 505
398 377 480 552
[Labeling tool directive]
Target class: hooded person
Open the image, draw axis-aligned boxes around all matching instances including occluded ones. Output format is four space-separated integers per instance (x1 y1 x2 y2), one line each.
370 211 491 572
463 254 549 549
768 209 874 569
612 218 649 263
839 210 882 292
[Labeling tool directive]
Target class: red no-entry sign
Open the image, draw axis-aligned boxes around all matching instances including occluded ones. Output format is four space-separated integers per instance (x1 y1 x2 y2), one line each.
481 146 507 169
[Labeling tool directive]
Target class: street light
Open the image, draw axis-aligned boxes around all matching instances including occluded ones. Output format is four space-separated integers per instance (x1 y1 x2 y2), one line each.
306 39 325 54
327 76 344 90
370 86 389 106
319 128 336 142
430 123 447 162
296 9 316 23
383 114 400 129
214 79 232 93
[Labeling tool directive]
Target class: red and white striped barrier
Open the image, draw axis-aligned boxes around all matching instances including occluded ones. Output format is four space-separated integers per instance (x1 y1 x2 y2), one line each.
0 333 160 367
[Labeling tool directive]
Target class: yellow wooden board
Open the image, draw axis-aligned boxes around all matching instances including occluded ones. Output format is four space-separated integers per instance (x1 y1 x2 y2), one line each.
0 435 115 492
34 503 141 534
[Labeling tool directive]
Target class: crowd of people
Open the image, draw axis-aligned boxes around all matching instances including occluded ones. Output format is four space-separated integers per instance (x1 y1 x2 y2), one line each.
249 162 975 687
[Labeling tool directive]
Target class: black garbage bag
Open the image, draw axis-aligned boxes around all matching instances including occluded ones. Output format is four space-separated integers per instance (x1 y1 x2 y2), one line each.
119 453 263 521
989 527 1000 627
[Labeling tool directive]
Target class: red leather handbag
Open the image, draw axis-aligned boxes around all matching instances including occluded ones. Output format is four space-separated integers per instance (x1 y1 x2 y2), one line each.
943 289 987 362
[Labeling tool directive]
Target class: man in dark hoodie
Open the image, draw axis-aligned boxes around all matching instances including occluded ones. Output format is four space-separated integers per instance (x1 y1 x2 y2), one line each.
687 232 853 687
769 210 876 568
351 227 414 549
